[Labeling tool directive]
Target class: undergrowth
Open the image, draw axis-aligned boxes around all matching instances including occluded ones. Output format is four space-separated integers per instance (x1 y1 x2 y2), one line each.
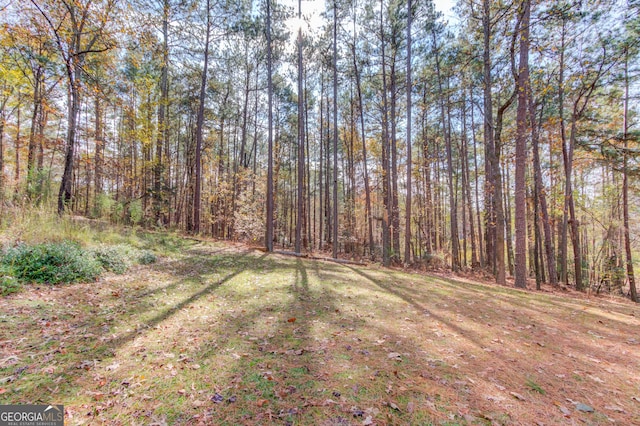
0 205 187 254
0 207 173 294
0 265 20 295
2 241 103 285
89 244 135 274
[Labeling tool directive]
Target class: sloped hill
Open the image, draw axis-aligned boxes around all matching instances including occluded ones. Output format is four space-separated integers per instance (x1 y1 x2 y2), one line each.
1 239 639 425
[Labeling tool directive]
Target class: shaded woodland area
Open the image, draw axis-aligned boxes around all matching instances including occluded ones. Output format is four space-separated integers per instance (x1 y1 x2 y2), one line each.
1 0 639 299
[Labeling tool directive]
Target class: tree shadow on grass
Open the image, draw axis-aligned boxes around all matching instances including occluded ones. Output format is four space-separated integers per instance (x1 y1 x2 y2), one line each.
0 249 275 403
4 247 639 424
141 257 342 424
106 250 266 350
341 265 640 424
379 269 640 357
344 265 490 353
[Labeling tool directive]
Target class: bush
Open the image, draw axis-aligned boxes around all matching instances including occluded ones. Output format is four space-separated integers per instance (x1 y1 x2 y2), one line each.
89 244 132 274
416 252 447 270
138 250 157 265
2 241 102 285
0 266 21 295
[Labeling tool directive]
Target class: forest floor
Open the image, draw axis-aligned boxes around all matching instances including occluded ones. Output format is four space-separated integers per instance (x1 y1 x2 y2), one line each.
1 237 640 425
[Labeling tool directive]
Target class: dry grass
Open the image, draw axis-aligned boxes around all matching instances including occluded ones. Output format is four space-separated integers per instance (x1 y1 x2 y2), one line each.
1 239 639 425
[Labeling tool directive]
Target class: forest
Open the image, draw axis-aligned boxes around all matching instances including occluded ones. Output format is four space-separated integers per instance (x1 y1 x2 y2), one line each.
1 0 639 299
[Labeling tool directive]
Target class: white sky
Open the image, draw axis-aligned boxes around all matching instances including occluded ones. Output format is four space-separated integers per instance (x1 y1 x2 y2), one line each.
433 0 455 14
284 0 456 36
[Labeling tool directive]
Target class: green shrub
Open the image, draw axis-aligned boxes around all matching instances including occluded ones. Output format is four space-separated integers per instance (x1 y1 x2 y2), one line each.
111 202 125 224
138 250 157 265
2 241 102 285
93 193 116 219
90 244 132 274
129 200 143 225
0 266 21 295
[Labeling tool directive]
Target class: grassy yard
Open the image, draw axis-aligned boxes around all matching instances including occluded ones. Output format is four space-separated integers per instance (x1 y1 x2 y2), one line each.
1 238 639 425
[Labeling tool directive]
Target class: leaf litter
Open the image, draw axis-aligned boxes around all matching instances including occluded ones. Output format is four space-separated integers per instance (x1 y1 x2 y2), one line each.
0 239 639 425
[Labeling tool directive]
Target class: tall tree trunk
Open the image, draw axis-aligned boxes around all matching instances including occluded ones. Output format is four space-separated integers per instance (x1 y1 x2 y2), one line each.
404 0 412 264
0 106 4 199
533 181 543 289
15 102 21 187
94 96 104 211
530 96 558 286
155 0 169 225
266 0 274 251
27 68 43 195
296 0 305 254
504 159 514 276
325 93 332 248
623 50 638 302
470 88 485 267
239 50 251 172
318 72 324 250
483 0 501 281
346 83 356 252
390 59 400 262
462 92 478 267
305 71 312 249
421 89 433 254
433 29 459 272
193 0 211 234
351 42 373 260
566 120 583 289
380 0 392 266
332 0 339 258
58 69 80 215
494 93 513 283
514 0 530 289
558 19 569 286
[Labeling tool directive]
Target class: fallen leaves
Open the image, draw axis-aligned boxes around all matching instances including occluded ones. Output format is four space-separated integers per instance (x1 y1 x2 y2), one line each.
588 374 604 383
350 406 364 417
387 352 402 361
105 362 120 371
2 239 640 426
510 392 526 401
86 391 105 401
558 405 571 416
575 402 594 413
78 360 96 370
604 404 625 413
486 394 505 403
385 400 400 411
